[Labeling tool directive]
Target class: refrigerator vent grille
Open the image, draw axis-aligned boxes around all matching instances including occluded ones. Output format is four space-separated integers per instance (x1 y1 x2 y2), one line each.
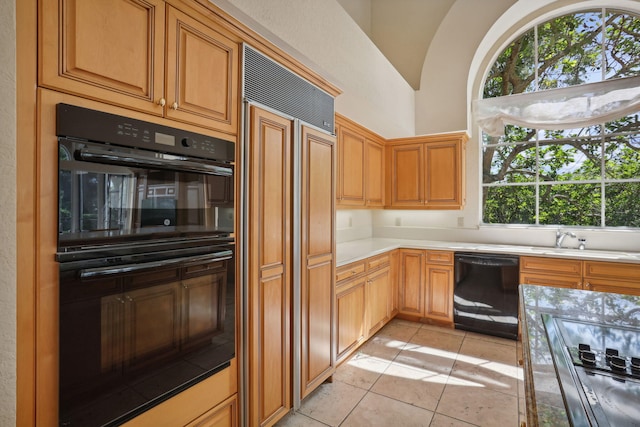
243 44 334 132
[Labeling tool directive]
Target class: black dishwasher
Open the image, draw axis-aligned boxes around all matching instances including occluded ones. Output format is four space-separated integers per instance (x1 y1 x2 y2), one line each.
454 253 520 340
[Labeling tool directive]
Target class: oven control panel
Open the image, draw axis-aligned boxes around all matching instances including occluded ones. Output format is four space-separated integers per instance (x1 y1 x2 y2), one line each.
56 103 234 162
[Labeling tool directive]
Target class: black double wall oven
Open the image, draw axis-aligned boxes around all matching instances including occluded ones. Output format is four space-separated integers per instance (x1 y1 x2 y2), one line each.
56 104 236 426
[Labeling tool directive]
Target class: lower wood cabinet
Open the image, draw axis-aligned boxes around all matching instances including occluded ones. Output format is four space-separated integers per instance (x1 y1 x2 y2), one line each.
520 256 640 296
398 249 425 317
335 275 366 364
424 251 454 323
398 249 454 325
366 266 391 336
335 252 395 364
186 394 238 427
583 261 640 296
519 256 582 289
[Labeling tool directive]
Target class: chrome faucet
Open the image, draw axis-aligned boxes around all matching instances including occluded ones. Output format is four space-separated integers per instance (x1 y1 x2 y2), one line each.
555 229 577 248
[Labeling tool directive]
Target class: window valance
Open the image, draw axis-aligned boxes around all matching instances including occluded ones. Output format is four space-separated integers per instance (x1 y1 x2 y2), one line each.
473 75 640 136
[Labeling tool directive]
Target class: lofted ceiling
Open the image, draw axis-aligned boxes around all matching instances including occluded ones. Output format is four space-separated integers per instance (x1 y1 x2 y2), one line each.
336 0 456 90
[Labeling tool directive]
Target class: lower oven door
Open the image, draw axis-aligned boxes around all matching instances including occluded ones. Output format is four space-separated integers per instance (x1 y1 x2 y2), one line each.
58 246 235 427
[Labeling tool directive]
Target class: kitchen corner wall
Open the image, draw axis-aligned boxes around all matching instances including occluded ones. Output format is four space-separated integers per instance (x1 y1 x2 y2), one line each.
336 210 373 244
0 0 17 424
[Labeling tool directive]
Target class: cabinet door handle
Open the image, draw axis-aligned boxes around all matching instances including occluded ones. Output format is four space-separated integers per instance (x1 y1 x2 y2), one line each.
158 98 166 107
584 282 591 290
171 102 179 110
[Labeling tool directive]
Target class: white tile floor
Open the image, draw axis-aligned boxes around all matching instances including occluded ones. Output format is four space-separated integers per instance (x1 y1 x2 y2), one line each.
275 319 525 427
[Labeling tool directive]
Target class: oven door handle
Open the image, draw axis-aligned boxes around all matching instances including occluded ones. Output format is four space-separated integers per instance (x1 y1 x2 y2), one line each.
79 250 233 279
76 147 233 176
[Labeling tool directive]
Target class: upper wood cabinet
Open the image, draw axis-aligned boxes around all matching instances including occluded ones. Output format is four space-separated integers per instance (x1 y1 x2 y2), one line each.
386 132 468 209
40 0 239 135
336 114 385 208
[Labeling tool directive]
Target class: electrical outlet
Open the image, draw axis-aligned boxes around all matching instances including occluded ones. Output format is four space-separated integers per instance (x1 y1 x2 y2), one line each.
457 216 464 227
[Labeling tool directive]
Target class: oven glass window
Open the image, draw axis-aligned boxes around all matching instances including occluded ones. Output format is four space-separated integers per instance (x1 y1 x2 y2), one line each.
59 140 233 244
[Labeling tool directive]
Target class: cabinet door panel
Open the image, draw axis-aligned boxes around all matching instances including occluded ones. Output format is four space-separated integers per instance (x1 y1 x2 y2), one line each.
337 126 365 205
424 143 460 207
366 267 391 336
185 394 238 427
365 140 385 206
519 273 581 289
390 145 423 206
425 265 453 322
247 106 292 426
336 279 366 363
399 250 425 316
584 279 640 296
166 7 238 133
300 126 336 398
40 0 165 113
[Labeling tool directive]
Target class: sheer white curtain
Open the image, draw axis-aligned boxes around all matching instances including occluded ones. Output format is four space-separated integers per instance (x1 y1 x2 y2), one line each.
473 75 640 136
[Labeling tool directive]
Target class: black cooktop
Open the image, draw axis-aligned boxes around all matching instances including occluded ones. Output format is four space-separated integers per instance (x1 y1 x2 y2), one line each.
543 314 640 427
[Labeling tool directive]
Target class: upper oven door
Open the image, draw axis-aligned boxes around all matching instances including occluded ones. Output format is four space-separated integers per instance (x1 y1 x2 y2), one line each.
58 138 234 249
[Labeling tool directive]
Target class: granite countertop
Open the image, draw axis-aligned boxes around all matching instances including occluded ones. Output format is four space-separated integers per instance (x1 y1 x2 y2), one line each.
519 285 640 426
336 238 640 267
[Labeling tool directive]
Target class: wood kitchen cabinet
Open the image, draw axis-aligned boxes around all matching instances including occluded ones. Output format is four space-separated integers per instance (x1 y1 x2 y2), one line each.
398 249 425 317
184 394 237 427
40 0 239 134
365 255 392 336
389 250 400 316
520 256 640 296
336 114 385 208
583 261 640 296
246 106 336 422
299 126 336 399
386 132 467 209
335 265 366 364
424 251 454 323
246 106 292 426
519 256 582 289
398 249 454 325
334 252 393 364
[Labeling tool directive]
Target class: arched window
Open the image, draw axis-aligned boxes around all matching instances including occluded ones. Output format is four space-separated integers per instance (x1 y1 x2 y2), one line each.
479 8 640 228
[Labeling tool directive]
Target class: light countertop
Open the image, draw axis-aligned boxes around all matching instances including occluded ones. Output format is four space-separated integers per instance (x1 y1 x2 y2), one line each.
336 238 640 267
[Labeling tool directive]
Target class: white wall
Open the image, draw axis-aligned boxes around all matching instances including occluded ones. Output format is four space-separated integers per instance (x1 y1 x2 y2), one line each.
336 0 372 36
415 0 516 135
210 0 415 138
0 0 17 423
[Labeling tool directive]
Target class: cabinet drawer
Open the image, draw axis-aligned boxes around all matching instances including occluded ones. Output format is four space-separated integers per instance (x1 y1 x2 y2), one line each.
426 251 453 265
520 256 582 276
519 273 582 289
583 261 640 282
366 254 390 271
336 262 366 283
